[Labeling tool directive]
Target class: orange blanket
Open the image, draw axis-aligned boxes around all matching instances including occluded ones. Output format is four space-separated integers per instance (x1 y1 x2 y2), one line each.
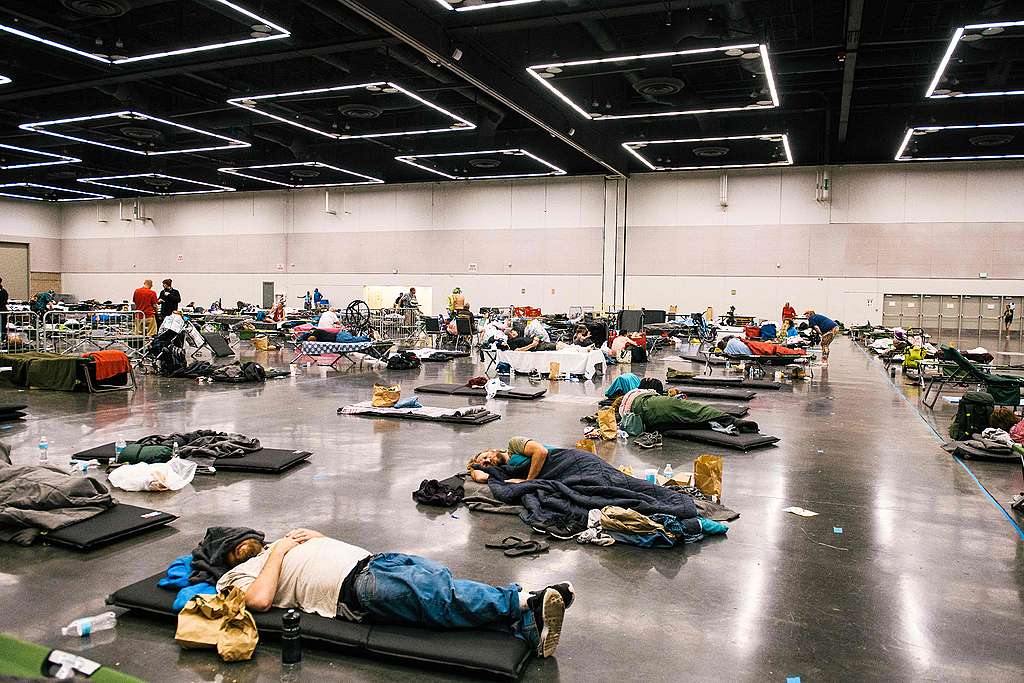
83 350 131 380
744 340 806 357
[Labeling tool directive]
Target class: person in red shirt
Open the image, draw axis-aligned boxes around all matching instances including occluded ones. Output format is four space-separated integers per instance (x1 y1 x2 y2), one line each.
781 301 796 321
133 279 159 336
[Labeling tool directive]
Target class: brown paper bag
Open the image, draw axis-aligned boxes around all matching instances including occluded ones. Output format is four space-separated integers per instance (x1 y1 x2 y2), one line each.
372 383 401 407
548 362 560 380
596 407 618 441
575 438 597 454
217 587 259 662
694 454 723 500
175 592 226 650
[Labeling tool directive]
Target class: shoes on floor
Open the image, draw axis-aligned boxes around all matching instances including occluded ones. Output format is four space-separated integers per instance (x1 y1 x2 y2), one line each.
532 582 575 610
634 432 663 449
579 414 598 425
528 588 565 657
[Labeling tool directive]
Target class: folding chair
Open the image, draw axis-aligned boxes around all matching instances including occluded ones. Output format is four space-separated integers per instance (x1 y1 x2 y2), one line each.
421 316 443 349
455 315 476 350
923 344 1024 409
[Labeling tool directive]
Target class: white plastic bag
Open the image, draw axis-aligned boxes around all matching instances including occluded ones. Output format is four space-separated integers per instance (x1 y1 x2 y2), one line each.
485 378 503 399
108 457 197 492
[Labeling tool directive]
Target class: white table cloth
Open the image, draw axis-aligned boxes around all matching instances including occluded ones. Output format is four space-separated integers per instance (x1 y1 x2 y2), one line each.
497 349 605 379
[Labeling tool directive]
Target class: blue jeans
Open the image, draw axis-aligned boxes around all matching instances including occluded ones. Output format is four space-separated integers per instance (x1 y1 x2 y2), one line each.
354 553 537 646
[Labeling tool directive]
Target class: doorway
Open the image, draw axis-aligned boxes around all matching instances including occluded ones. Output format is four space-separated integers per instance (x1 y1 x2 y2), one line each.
0 243 29 300
262 282 275 309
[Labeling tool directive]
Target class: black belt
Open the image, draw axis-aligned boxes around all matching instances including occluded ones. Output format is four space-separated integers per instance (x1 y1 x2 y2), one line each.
339 554 373 613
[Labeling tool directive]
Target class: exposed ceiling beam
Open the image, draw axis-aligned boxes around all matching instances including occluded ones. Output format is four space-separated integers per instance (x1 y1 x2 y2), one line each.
837 0 863 144
333 0 628 178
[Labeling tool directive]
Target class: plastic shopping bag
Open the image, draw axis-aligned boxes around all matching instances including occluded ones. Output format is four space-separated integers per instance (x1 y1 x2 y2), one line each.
108 457 197 492
485 378 503 399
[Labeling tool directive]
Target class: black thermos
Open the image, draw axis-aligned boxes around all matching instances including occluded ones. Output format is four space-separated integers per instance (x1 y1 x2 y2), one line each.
281 609 302 664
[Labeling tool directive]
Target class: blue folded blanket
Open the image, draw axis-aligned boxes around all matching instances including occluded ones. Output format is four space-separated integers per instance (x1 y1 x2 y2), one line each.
158 555 217 610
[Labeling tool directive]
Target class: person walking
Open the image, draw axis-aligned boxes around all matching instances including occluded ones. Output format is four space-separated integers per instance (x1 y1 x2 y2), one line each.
313 288 323 308
157 279 181 326
804 309 839 366
1004 302 1016 334
781 301 796 321
133 279 159 336
0 277 8 344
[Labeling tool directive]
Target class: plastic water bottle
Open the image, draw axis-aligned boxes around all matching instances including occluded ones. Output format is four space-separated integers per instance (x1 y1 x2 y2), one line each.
663 463 674 479
114 435 126 462
172 441 180 459
37 436 49 465
281 609 302 664
61 611 117 637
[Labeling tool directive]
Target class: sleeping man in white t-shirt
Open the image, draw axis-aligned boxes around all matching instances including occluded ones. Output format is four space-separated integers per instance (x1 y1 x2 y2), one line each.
217 528 574 658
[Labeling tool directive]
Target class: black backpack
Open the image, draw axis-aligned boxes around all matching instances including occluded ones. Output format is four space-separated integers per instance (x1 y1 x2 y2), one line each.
159 344 187 376
387 352 421 370
949 391 995 441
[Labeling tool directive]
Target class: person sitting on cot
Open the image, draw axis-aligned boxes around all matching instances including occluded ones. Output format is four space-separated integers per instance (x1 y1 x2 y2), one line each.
616 379 759 434
217 529 572 658
572 325 593 347
468 437 563 484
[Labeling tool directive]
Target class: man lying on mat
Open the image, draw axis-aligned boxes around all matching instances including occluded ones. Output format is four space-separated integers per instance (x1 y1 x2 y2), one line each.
218 529 573 658
469 437 564 483
717 336 806 356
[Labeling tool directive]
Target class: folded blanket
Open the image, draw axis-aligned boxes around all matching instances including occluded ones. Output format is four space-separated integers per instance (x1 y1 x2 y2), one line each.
136 430 262 468
341 401 485 419
83 350 131 381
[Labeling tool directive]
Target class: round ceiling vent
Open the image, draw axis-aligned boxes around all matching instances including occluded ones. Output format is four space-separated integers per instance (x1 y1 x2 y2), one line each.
60 0 130 18
338 104 382 119
468 157 501 169
693 146 730 158
969 133 1014 147
120 126 162 140
291 168 321 178
143 176 172 187
633 77 685 97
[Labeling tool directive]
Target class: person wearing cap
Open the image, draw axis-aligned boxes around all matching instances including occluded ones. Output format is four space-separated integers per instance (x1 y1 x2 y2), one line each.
805 309 839 365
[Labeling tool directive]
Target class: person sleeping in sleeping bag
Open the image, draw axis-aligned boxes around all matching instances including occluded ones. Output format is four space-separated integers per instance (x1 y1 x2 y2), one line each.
615 379 760 435
717 336 806 356
468 437 564 484
217 529 574 658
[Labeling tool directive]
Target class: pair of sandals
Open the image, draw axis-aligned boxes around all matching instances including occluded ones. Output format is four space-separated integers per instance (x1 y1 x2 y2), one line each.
486 536 549 557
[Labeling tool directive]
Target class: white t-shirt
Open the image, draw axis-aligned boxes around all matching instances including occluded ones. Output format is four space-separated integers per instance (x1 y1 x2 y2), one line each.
217 537 370 619
317 310 340 329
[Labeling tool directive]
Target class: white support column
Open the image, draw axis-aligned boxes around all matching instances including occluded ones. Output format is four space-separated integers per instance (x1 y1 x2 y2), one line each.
601 177 627 310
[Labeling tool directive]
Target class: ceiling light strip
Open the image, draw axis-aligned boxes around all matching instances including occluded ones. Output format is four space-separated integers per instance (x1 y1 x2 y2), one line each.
394 148 566 180
0 143 80 170
0 75 11 85
895 123 1024 161
217 162 383 187
19 110 250 156
0 1 289 65
457 0 544 10
78 174 235 196
924 27 965 98
0 183 112 202
526 44 777 120
227 81 475 139
621 134 793 171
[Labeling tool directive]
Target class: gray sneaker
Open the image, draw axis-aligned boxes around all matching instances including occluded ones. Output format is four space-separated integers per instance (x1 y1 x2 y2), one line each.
528 587 565 657
634 432 663 449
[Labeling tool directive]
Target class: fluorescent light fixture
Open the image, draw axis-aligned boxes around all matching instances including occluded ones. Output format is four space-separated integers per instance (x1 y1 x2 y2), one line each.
0 74 10 85
0 1 289 65
78 173 235 196
19 111 250 156
0 183 112 202
622 134 793 171
394 148 566 180
526 43 780 120
0 143 80 170
218 162 383 187
227 81 475 140
432 0 545 10
895 123 1024 161
925 21 1024 98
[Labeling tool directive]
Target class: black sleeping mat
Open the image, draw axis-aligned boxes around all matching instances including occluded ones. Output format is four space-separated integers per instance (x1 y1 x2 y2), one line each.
663 384 757 400
676 376 783 390
949 441 1022 463
677 353 728 366
415 383 546 400
702 403 750 417
662 429 780 451
344 409 501 425
108 574 532 680
72 443 312 473
0 403 28 420
44 504 177 550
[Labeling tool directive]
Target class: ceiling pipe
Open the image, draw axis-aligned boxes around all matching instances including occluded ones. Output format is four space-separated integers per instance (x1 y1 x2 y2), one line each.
837 0 864 144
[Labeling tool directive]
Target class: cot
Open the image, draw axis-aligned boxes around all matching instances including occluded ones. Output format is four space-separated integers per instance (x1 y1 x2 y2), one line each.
290 340 394 370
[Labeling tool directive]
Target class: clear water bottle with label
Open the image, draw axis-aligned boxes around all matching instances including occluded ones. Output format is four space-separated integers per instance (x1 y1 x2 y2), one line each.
114 435 127 462
38 436 49 465
61 611 116 637
663 463 674 479
172 441 180 459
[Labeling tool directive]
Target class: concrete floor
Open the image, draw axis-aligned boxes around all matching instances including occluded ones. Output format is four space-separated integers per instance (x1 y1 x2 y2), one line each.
1 338 1023 682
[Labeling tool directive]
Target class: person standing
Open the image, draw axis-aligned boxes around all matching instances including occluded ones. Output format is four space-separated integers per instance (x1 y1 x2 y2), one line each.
157 279 181 325
781 301 796 321
133 279 159 337
0 277 8 343
303 291 312 310
804 309 839 366
1004 302 1016 334
313 288 322 308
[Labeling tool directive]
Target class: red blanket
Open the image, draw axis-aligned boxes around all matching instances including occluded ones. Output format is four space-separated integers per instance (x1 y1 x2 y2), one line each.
83 350 131 380
744 340 806 356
